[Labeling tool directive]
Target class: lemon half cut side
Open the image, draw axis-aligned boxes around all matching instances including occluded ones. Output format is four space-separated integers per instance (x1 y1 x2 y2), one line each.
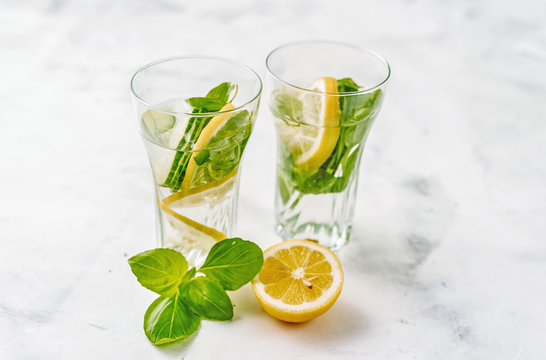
252 239 344 323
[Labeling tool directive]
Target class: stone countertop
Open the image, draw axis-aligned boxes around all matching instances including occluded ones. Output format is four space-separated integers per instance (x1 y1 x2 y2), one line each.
1 0 545 359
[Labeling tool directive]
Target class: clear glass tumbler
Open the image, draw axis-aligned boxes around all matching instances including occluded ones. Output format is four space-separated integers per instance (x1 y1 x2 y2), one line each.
131 56 262 265
266 41 390 250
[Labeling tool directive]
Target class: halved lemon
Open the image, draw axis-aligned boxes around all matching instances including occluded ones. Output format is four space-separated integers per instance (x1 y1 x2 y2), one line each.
276 77 340 172
252 239 344 323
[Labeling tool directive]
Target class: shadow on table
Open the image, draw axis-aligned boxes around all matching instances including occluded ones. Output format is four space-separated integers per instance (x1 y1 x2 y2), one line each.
270 299 367 343
152 331 199 356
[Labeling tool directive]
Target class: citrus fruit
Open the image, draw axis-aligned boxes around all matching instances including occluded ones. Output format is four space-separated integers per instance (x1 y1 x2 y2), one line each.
156 103 251 246
181 104 252 190
252 239 344 322
159 199 227 243
141 109 178 149
276 77 340 172
161 169 238 208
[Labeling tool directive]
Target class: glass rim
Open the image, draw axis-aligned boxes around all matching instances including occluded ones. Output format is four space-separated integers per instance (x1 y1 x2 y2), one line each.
130 55 263 117
265 40 391 96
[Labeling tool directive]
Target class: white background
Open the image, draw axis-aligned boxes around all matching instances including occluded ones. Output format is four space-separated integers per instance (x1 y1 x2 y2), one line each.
1 0 545 359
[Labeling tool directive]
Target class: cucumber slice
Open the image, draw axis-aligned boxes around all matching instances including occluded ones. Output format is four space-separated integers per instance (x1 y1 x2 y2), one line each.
153 152 176 185
152 121 188 186
167 120 188 149
142 110 175 138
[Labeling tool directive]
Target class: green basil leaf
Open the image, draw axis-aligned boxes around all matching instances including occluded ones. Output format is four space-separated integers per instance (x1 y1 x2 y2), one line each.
181 267 197 283
198 238 264 291
185 97 226 112
128 248 188 297
277 169 293 205
180 277 233 321
164 82 236 192
193 150 210 165
337 77 360 92
188 110 252 186
344 90 382 125
289 81 382 195
206 82 235 103
271 91 302 124
344 120 371 148
144 294 200 345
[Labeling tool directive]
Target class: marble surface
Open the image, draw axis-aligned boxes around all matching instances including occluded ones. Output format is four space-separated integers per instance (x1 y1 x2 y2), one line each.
1 0 546 359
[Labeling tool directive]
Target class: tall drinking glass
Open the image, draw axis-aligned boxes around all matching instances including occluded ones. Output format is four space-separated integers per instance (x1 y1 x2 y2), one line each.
131 56 262 265
266 41 390 250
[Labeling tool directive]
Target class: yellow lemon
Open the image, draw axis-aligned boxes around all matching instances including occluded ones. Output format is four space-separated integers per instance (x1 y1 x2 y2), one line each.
181 103 245 191
252 239 344 323
276 77 340 172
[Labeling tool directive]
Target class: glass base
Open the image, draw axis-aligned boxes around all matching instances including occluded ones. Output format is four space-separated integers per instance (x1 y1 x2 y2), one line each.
160 210 220 267
274 175 359 251
275 220 351 251
153 176 240 267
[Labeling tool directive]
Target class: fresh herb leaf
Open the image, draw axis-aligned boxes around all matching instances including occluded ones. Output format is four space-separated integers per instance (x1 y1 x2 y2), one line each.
129 238 263 346
337 78 360 92
271 90 302 124
144 294 200 345
188 110 252 186
277 166 293 205
275 79 383 195
185 97 226 112
343 89 382 126
180 277 233 321
128 248 188 297
206 82 236 103
163 82 236 192
199 238 264 291
181 267 197 283
184 82 235 111
193 150 210 165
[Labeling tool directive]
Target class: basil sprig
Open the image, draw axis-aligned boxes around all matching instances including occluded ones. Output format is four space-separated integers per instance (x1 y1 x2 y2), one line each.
199 237 265 291
162 82 236 191
273 77 383 199
128 238 263 345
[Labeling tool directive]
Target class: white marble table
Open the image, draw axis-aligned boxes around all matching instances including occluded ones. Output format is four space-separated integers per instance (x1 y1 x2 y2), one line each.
1 0 545 359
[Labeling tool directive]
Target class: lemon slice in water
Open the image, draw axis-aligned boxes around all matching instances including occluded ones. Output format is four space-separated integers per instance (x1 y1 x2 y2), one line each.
158 103 252 245
276 77 340 172
181 104 252 191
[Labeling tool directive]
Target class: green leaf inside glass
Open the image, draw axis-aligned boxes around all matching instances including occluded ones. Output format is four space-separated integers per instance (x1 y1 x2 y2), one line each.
162 82 237 192
273 78 383 197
